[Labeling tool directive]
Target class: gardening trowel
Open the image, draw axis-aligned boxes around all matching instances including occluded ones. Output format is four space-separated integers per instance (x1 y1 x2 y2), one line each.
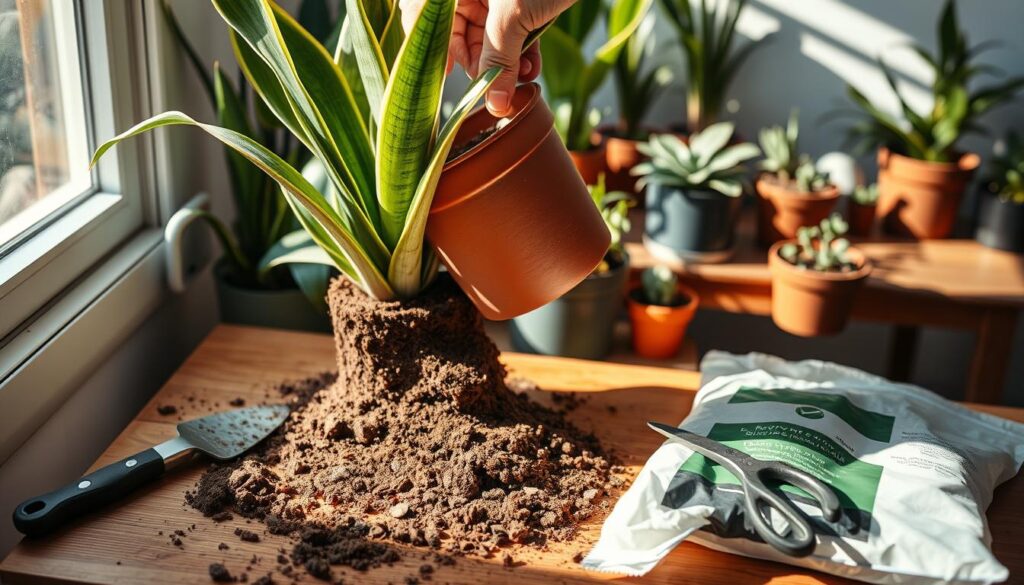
12 404 289 536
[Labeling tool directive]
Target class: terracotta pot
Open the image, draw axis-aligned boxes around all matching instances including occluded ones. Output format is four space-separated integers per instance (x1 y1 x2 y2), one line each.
847 200 877 237
569 141 608 186
627 283 700 359
756 176 840 246
429 83 610 321
768 241 871 337
600 129 647 193
876 147 980 239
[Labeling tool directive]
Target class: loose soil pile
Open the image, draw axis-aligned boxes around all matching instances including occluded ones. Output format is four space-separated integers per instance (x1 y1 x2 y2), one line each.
187 275 619 582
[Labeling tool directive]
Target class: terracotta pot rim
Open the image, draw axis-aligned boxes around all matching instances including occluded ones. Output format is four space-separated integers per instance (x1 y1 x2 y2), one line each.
442 83 542 171
626 282 700 314
756 175 840 201
768 241 872 282
878 147 981 173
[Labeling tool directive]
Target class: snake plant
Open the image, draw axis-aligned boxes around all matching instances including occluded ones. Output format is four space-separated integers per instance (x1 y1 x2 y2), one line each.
93 0 509 301
632 122 760 196
540 0 652 151
842 0 1024 163
613 12 673 140
759 111 831 192
659 0 769 132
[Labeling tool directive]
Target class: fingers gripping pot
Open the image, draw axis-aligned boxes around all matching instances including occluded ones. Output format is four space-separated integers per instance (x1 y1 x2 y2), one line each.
428 83 611 320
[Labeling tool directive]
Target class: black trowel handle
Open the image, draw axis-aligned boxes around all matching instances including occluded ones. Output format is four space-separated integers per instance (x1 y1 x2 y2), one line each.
13 448 164 536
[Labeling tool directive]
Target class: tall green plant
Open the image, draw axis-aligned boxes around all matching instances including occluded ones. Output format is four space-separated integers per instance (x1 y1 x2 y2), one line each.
94 0 509 301
612 12 673 140
540 0 652 151
659 0 768 132
843 0 1024 163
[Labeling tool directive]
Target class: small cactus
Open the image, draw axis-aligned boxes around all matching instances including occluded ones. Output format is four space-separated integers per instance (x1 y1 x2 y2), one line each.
641 265 679 306
779 213 854 272
852 183 879 206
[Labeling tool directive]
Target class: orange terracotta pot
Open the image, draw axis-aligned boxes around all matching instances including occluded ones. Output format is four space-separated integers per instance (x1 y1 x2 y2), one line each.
768 241 871 337
627 283 700 359
429 83 610 321
602 132 647 193
569 141 608 186
756 177 840 246
876 147 980 239
847 201 877 238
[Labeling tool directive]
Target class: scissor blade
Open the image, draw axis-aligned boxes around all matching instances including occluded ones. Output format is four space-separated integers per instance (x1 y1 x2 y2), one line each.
647 421 753 467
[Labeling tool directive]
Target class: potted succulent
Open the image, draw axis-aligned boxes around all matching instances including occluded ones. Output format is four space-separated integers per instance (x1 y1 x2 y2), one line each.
510 177 632 359
633 122 760 263
842 0 1023 239
769 214 871 337
658 0 770 132
161 1 337 331
627 265 699 359
756 111 839 246
603 11 673 193
540 0 652 184
848 183 879 237
976 132 1024 253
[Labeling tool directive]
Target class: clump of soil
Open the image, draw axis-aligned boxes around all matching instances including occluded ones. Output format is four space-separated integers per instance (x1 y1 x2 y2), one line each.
188 275 616 581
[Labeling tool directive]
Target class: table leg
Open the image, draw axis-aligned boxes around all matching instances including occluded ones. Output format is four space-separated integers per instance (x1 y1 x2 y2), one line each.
888 325 919 383
966 308 1018 404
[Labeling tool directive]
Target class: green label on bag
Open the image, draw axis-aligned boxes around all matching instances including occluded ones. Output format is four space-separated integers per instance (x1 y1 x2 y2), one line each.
729 387 895 443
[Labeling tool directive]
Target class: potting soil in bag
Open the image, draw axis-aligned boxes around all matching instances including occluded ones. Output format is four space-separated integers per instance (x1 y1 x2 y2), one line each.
583 351 1024 584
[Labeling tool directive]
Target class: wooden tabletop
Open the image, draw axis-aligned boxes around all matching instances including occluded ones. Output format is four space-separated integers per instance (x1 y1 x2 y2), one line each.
3 325 1022 584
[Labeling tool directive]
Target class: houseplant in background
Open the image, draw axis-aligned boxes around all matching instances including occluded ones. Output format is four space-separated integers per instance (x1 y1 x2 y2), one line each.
511 176 632 359
627 265 699 359
842 0 1023 239
603 11 673 192
633 122 760 263
161 1 335 331
976 132 1024 253
755 111 839 246
769 214 871 336
540 0 652 184
848 183 878 237
658 0 770 133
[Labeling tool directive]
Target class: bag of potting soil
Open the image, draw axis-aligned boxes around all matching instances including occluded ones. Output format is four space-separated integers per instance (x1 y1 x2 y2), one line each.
583 351 1024 584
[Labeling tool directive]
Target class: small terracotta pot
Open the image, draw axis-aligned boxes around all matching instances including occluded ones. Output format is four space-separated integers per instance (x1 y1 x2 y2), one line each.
756 176 840 246
627 283 700 359
569 140 607 186
876 147 980 239
847 201 877 237
599 129 647 193
429 83 610 321
768 241 871 337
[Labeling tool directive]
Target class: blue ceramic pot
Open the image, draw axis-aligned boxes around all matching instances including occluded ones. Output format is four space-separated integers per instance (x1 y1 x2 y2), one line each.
976 189 1024 253
644 183 740 263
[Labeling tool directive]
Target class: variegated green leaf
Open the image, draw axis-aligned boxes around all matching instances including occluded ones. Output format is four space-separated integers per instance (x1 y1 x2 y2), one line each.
345 0 390 125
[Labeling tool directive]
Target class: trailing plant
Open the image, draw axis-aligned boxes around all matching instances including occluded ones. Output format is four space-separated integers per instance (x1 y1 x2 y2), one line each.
94 0 535 301
852 183 879 206
779 213 855 272
589 174 634 273
540 0 652 151
758 110 831 192
641 265 680 306
842 0 1024 163
658 0 770 132
985 132 1024 204
632 122 760 196
612 12 673 140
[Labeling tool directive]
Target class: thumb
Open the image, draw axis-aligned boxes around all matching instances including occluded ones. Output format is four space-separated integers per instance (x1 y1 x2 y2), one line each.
479 3 530 117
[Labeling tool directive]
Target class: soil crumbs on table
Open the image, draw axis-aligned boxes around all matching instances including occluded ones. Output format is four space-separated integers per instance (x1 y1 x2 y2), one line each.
186 278 623 583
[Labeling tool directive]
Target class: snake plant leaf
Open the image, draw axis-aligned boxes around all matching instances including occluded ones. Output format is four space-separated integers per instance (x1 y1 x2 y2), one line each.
878 59 930 139
90 111 394 300
345 0 390 125
380 0 405 67
845 85 925 157
333 17 372 128
539 26 584 105
555 0 602 46
213 63 260 236
231 31 307 143
159 0 214 104
376 0 456 249
388 68 499 297
298 0 332 43
260 229 336 312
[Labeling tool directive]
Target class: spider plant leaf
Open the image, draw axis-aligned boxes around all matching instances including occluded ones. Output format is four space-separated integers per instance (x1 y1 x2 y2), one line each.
388 68 499 297
376 0 457 249
345 0 390 125
91 111 394 300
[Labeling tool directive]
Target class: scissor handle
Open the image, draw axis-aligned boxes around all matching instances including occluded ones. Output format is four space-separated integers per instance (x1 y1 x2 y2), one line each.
741 462 842 557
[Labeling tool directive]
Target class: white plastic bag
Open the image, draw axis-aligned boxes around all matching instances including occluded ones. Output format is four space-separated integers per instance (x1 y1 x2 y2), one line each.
584 351 1024 584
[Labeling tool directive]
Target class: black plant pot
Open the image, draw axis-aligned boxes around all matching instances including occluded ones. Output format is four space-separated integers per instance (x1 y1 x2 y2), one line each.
976 190 1024 253
644 183 740 264
509 255 628 360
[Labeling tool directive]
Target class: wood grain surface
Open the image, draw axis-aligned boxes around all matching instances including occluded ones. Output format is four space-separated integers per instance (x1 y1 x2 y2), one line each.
2 325 1022 584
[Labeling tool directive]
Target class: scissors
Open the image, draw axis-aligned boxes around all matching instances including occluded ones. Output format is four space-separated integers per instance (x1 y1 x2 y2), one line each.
648 421 841 557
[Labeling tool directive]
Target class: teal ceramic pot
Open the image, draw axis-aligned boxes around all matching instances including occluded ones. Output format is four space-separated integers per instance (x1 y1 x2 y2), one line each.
644 183 740 263
509 255 628 359
976 189 1024 253
214 262 330 333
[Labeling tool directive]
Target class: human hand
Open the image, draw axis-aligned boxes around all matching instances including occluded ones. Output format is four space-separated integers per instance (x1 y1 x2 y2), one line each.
400 0 576 116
